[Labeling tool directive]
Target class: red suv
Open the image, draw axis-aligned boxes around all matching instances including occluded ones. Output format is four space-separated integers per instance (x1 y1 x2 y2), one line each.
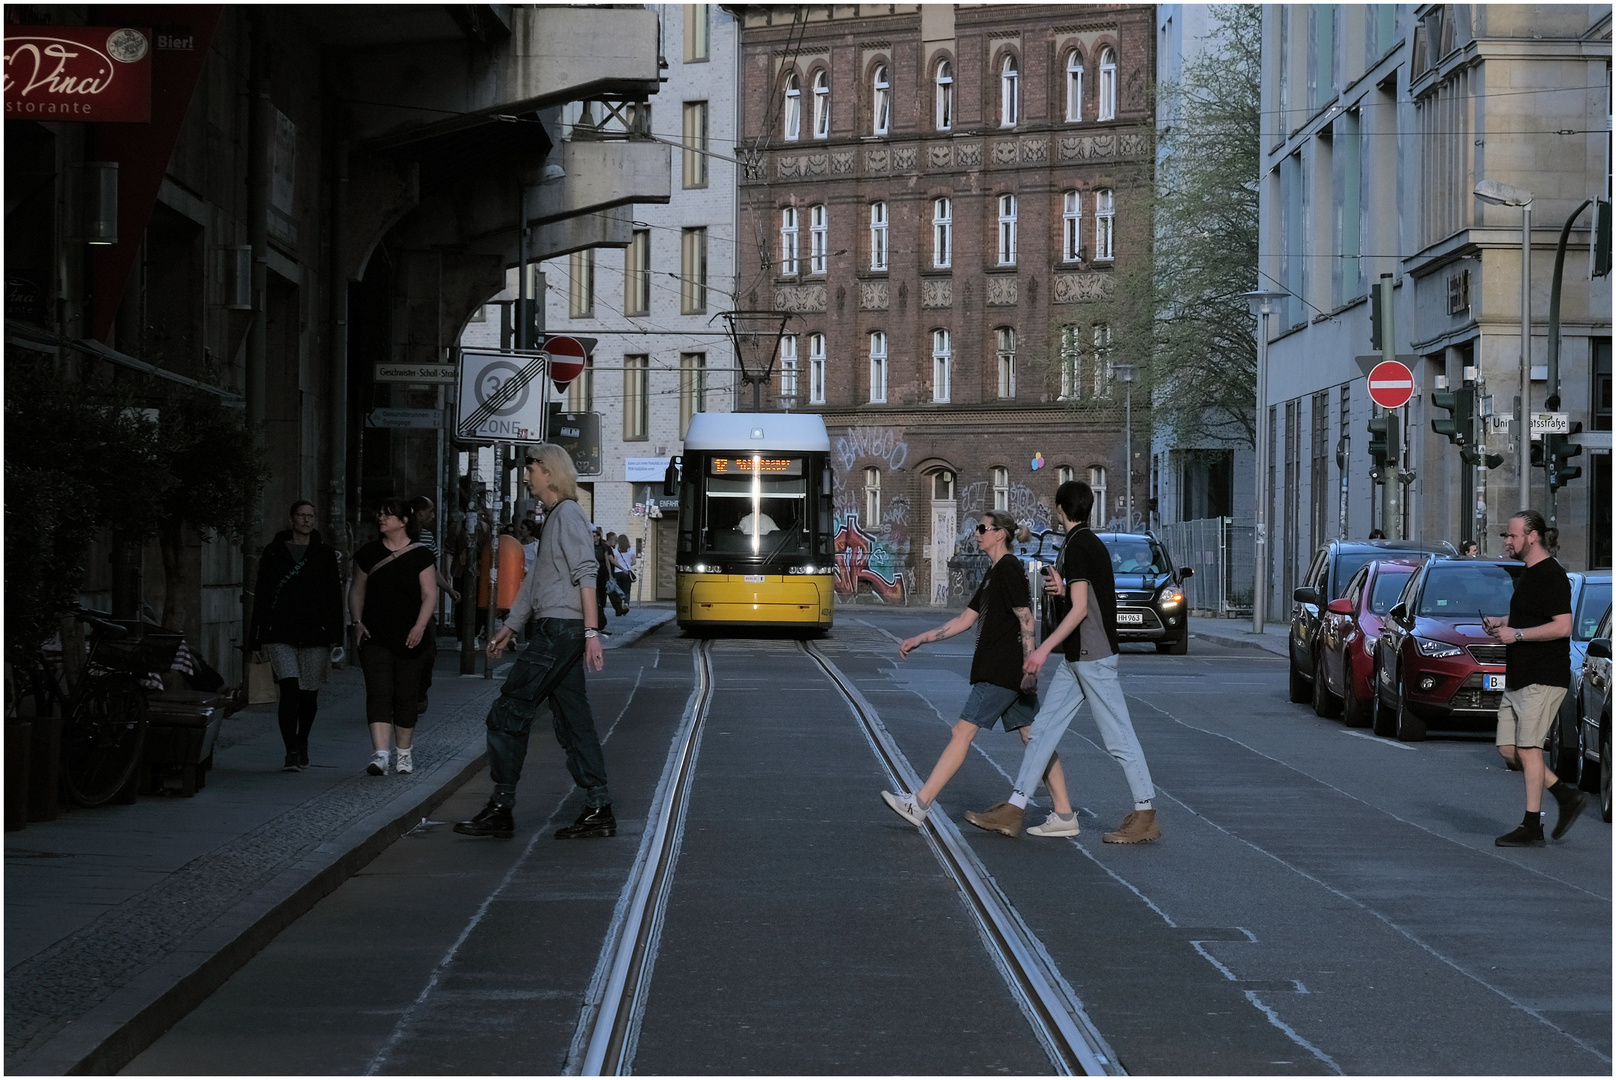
1313 559 1422 726
1373 557 1521 741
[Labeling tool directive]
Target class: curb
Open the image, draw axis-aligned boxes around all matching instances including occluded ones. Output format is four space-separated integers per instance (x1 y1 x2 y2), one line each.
1189 625 1290 658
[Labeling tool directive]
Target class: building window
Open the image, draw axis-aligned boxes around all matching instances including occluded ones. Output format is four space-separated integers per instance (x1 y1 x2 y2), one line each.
812 68 830 139
932 328 951 403
1098 47 1117 120
996 327 1016 399
1089 466 1107 525
997 193 1017 266
684 4 709 61
992 466 1010 511
779 333 798 400
865 467 882 526
1062 191 1082 262
872 63 890 135
679 352 706 436
1095 188 1115 261
624 354 649 440
784 72 801 140
1065 49 1084 122
808 332 827 404
869 330 887 403
681 227 708 313
1056 464 1074 487
932 197 952 268
809 204 828 274
780 206 799 275
1059 325 1080 400
624 228 650 315
869 202 888 272
566 354 594 411
682 101 709 188
932 469 954 500
935 58 953 131
999 54 1019 127
1092 323 1113 395
568 249 594 317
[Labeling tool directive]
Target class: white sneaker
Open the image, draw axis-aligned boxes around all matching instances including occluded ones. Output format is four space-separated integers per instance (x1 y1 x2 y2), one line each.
366 750 390 776
881 790 929 827
1026 811 1081 837
395 748 413 775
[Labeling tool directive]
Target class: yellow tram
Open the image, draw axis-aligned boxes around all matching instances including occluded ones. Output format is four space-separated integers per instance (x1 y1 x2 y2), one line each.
671 413 835 635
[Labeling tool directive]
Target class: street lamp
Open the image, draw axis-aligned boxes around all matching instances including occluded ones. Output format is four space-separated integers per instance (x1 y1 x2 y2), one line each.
718 309 796 412
1113 363 1137 530
1244 289 1288 636
1473 179 1533 499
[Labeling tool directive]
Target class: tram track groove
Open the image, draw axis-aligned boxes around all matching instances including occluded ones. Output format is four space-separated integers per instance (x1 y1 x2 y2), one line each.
800 639 1125 1077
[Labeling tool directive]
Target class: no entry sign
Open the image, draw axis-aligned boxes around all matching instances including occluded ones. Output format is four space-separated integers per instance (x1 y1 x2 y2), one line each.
545 335 587 391
1367 360 1415 409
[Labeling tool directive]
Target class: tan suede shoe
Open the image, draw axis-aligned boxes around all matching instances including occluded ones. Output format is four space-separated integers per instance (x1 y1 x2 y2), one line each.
964 801 1024 838
1103 809 1161 844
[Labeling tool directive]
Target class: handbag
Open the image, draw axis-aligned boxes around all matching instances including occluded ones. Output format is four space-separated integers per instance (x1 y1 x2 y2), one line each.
246 651 279 704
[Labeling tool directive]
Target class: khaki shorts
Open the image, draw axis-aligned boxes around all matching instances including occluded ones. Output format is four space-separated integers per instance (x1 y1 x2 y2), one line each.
1495 684 1567 749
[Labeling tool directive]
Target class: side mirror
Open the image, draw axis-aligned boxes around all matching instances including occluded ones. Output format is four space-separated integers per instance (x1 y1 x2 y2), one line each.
1389 602 1411 626
1326 598 1354 616
1293 586 1319 606
663 456 681 497
1588 638 1611 660
1179 566 1195 580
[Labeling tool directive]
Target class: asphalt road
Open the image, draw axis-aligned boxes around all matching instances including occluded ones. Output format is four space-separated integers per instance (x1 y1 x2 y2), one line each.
125 610 1612 1075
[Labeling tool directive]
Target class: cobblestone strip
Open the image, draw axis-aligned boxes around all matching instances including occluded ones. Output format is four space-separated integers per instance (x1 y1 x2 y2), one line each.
3 687 497 1065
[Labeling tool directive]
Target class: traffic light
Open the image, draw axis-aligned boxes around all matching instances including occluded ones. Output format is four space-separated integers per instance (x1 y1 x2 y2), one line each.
1430 385 1473 447
1367 414 1391 480
1594 199 1612 279
1546 422 1584 492
1369 275 1394 351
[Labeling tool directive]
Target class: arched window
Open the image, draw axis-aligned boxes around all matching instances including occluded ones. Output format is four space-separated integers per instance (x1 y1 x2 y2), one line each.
872 63 890 135
1098 47 1117 120
1056 465 1075 487
864 467 882 527
932 197 952 268
1089 466 1108 526
931 469 955 500
996 327 1016 399
780 206 799 275
869 202 888 271
935 58 953 131
999 54 1019 127
997 193 1017 266
1065 49 1084 122
932 328 951 402
809 332 827 404
992 467 1010 511
1095 188 1115 260
869 330 888 403
783 72 801 140
809 204 828 274
1062 190 1083 262
812 68 830 138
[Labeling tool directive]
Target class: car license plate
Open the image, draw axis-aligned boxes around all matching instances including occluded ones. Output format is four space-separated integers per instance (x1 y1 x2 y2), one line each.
1484 674 1505 691
1117 612 1144 626
744 575 765 583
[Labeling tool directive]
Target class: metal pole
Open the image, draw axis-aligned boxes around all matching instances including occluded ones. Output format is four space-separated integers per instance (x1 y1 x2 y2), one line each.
1253 310 1268 635
1125 385 1133 529
1517 203 1531 503
1545 199 1593 531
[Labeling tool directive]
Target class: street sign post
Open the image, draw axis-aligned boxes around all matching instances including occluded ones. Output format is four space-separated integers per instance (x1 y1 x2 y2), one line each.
1367 360 1415 409
1530 411 1570 438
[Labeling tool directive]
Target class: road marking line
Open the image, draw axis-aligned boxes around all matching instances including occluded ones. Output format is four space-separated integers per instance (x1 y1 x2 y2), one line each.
1341 730 1416 750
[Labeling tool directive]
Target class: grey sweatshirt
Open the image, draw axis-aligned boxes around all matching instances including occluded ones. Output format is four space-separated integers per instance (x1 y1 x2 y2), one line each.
502 499 598 628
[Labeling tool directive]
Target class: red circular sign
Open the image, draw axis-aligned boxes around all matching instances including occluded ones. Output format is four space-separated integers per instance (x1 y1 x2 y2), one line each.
1367 360 1415 409
545 335 587 390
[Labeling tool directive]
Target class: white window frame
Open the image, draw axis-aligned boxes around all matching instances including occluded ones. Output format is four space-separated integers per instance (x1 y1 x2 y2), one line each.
1065 49 1084 122
1092 323 1113 396
1062 190 1082 262
932 328 951 403
869 330 887 403
780 206 799 275
812 68 830 139
682 100 709 188
809 332 827 404
864 467 882 527
569 249 595 318
872 63 890 136
869 202 888 271
997 193 1017 266
999 54 1019 127
992 466 1010 511
779 333 799 399
809 203 828 274
1056 465 1074 487
784 72 801 140
1089 466 1107 525
935 58 953 131
932 197 952 268
996 327 1016 399
1098 47 1117 121
1095 188 1115 261
625 228 651 315
681 226 708 313
624 354 649 440
1059 324 1080 400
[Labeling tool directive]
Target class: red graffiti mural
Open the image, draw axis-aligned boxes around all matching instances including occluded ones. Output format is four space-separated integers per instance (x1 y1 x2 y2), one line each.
834 513 906 603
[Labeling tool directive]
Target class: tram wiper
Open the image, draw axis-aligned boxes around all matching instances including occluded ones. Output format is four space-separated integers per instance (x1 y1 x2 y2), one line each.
760 515 803 564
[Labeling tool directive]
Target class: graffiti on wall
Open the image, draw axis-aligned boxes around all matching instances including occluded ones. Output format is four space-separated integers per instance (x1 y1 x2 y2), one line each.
834 511 906 602
833 426 911 602
955 480 1053 550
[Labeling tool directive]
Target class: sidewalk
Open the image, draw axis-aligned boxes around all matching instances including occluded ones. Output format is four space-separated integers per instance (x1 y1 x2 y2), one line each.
1187 614 1291 658
3 603 676 1076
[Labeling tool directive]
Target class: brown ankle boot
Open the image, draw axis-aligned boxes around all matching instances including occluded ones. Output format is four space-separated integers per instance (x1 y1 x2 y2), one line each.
964 801 1024 838
1103 809 1161 844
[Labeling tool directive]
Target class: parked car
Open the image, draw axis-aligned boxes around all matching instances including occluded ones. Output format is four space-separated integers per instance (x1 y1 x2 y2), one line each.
1374 557 1520 741
1312 559 1422 726
1092 532 1194 654
1575 606 1611 822
1289 539 1456 703
1546 572 1612 782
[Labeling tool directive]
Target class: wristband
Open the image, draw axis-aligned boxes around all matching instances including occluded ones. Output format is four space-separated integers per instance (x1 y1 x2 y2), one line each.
584 628 599 639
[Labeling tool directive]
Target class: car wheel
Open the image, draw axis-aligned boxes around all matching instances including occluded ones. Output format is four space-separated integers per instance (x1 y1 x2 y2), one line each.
1601 722 1612 824
1157 634 1188 655
1395 673 1427 742
1371 664 1397 738
1546 714 1578 783
1311 650 1342 718
1289 651 1310 704
1342 656 1371 728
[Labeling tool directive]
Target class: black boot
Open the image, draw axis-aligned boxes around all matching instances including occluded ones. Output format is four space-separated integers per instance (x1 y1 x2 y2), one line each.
454 802 515 839
1550 780 1588 840
556 804 616 839
1495 812 1546 848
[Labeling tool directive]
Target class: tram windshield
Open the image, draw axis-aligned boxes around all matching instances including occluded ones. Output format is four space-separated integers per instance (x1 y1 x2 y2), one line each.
702 455 808 556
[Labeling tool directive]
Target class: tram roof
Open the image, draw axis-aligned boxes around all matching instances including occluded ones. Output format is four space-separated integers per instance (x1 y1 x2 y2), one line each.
682 412 830 453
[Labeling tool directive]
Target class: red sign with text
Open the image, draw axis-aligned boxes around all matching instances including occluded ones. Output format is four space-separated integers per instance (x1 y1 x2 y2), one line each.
4 26 152 123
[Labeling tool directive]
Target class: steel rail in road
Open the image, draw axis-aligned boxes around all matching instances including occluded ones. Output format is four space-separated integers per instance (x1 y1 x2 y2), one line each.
574 639 715 1076
801 639 1126 1077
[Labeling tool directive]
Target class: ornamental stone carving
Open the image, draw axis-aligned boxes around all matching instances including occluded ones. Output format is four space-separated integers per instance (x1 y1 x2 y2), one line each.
1052 273 1113 304
1020 138 1047 163
929 144 952 170
831 151 854 174
892 146 916 171
955 141 981 167
920 279 952 308
1059 135 1120 162
865 148 889 173
777 155 805 179
986 276 1017 306
993 140 1018 165
807 154 829 176
1119 133 1147 158
774 284 828 312
860 281 889 310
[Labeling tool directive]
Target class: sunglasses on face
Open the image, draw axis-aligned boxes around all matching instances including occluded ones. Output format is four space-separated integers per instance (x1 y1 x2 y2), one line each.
976 523 1002 534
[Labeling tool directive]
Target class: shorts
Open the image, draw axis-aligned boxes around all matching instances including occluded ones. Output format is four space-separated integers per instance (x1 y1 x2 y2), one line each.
262 643 332 690
960 681 1038 732
1495 684 1567 749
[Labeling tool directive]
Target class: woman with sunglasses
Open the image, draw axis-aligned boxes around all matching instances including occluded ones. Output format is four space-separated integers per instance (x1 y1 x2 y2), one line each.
349 497 438 776
881 510 1070 830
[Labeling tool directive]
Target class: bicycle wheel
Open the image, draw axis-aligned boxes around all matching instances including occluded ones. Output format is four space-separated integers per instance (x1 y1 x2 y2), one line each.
62 676 147 808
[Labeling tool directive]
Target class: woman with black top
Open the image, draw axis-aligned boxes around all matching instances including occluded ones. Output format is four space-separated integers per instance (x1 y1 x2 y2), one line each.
249 500 345 771
349 497 438 776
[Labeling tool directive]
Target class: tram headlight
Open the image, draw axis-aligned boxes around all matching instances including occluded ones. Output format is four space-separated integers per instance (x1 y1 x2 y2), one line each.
678 563 719 574
787 564 828 574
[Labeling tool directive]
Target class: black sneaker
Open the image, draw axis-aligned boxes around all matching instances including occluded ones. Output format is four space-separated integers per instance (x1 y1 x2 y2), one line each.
454 802 515 839
556 804 616 839
1551 785 1588 840
1495 822 1546 847
282 753 300 772
296 747 310 769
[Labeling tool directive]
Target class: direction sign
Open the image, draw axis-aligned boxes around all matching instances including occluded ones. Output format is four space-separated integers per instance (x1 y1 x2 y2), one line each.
545 335 588 391
1530 411 1570 437
456 348 549 442
366 408 443 429
1367 360 1415 409
375 363 455 384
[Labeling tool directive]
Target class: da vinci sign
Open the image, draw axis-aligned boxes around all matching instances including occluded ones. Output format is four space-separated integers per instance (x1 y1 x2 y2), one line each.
4 27 152 122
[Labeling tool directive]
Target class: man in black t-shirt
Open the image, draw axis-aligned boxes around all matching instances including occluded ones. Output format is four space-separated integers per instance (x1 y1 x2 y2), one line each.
1483 510 1586 846
880 510 1060 832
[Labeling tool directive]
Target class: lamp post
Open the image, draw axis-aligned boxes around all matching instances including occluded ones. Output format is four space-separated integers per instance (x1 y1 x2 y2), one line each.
1473 179 1533 503
1114 363 1137 529
1244 289 1288 635
718 310 796 411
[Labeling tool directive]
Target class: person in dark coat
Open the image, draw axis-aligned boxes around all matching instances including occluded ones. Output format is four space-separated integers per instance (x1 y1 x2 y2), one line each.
249 500 345 770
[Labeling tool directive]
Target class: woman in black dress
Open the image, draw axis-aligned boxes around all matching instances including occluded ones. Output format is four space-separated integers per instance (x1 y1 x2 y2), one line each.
349 498 438 776
249 500 344 770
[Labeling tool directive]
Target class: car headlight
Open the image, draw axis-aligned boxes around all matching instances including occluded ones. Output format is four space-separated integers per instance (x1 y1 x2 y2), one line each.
1414 636 1462 658
1158 589 1185 609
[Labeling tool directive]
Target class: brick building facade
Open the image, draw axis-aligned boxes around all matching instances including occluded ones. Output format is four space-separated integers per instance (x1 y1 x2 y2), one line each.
734 4 1156 606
